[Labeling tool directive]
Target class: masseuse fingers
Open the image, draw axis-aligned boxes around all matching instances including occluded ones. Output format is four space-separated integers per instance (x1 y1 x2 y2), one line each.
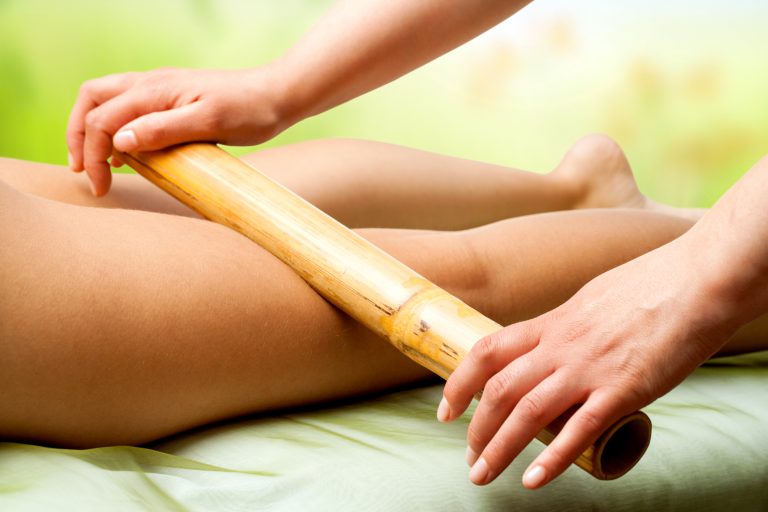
67 73 137 173
464 350 553 466
440 317 541 421
469 369 580 486
521 388 625 489
82 93 140 196
83 88 173 196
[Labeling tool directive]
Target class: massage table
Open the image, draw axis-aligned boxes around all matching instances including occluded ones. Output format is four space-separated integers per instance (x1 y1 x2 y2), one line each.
1 350 766 511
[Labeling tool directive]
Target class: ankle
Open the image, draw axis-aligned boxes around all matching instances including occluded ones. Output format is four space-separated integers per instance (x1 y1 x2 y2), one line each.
548 167 589 210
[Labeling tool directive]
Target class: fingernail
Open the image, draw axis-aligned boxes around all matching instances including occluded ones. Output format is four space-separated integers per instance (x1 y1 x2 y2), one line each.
469 457 490 485
466 446 479 466
522 465 547 489
67 152 74 170
436 397 451 423
114 130 137 151
89 180 98 197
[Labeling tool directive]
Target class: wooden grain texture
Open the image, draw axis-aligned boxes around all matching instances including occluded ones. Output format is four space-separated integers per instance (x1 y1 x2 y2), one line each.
118 142 650 480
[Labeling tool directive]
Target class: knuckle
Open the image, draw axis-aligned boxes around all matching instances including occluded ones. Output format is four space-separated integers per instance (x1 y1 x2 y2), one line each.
82 147 110 167
84 110 109 132
112 72 137 90
620 384 647 407
80 75 116 96
143 68 179 87
560 319 592 346
142 69 164 82
472 335 501 367
516 393 547 425
83 157 108 172
466 425 485 449
135 74 165 93
65 125 82 141
142 84 165 100
482 373 513 408
79 79 97 95
577 408 605 435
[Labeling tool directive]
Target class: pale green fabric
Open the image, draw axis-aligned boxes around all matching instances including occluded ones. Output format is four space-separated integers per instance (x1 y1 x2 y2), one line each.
1 352 766 511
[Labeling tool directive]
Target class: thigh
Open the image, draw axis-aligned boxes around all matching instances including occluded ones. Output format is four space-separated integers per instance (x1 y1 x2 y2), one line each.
0 157 200 217
0 178 433 448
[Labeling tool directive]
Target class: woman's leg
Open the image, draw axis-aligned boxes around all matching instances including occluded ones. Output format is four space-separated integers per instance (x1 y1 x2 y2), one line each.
0 179 429 448
1 135 700 229
242 138 579 229
0 157 201 218
3 174 745 449
241 136 704 228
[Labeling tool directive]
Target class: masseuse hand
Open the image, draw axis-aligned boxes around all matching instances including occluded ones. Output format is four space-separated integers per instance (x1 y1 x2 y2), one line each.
66 1 533 197
439 234 739 489
66 66 291 196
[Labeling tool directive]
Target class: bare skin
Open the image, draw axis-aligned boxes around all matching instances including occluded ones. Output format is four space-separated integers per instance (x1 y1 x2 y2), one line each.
3 135 700 229
0 136 763 450
57 0 764 490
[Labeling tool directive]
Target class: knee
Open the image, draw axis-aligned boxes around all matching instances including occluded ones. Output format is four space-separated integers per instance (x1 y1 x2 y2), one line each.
357 228 491 312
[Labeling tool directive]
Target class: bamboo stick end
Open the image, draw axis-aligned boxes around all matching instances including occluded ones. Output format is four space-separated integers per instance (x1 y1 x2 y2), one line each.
592 411 652 480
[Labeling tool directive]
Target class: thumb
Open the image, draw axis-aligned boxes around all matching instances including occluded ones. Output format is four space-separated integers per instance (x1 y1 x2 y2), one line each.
113 102 212 152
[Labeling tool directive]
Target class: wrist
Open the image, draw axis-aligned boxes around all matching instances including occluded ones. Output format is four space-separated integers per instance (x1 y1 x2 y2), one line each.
256 57 316 131
675 222 767 336
242 62 306 140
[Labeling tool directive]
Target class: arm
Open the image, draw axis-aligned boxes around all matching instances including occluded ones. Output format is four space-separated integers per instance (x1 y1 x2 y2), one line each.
441 155 768 489
67 0 531 196
689 156 768 330
276 0 532 121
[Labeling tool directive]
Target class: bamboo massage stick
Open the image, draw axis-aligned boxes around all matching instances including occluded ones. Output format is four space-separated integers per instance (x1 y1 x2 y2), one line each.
117 142 651 480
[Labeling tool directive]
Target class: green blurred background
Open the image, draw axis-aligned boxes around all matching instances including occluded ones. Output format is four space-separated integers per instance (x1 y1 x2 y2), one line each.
1 0 766 207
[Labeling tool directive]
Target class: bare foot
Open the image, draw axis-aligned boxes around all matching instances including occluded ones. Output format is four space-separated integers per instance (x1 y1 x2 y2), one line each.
552 134 706 222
